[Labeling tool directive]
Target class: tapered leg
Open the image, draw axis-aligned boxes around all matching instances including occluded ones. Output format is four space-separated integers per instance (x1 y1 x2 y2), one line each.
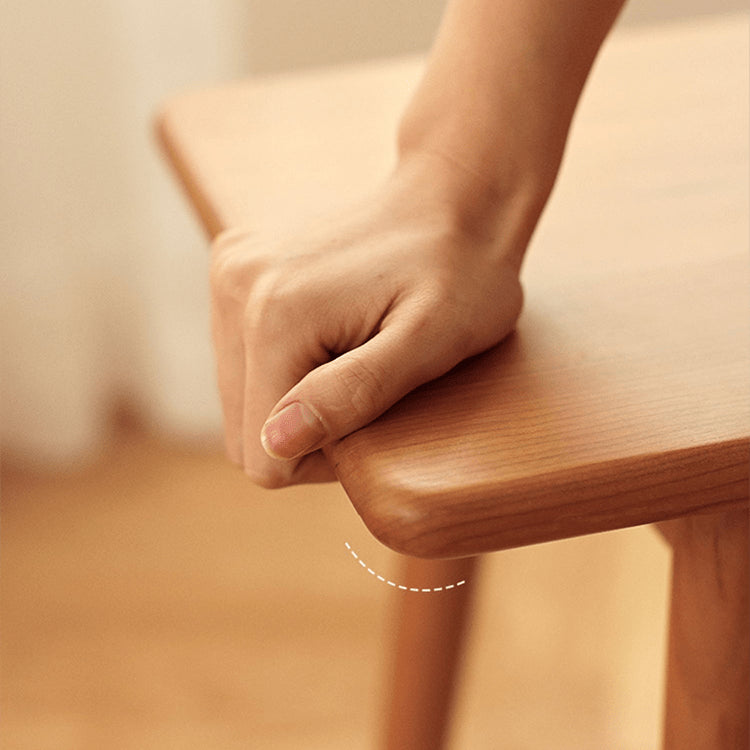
380 556 479 750
658 508 749 750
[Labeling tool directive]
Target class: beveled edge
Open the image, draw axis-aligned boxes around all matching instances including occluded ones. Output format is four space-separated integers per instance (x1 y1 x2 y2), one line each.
334 437 750 558
154 96 224 240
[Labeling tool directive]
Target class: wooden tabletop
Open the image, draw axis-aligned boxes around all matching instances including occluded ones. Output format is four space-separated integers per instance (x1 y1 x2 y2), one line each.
158 14 749 558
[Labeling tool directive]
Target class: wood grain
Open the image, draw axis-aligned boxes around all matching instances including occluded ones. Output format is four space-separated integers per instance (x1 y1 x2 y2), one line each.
659 509 749 749
380 556 478 750
333 256 749 556
1 433 673 749
156 15 749 558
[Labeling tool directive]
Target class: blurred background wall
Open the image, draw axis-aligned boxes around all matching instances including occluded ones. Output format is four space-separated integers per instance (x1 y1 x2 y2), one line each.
1 0 746 467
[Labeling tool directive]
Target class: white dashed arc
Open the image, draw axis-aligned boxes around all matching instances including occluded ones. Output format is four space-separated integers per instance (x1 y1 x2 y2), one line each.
344 542 467 593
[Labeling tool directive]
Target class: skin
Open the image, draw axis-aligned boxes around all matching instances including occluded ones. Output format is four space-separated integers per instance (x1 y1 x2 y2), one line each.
210 0 627 487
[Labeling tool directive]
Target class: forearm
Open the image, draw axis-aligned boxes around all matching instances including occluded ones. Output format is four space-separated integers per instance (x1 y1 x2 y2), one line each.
213 0 628 484
396 0 626 253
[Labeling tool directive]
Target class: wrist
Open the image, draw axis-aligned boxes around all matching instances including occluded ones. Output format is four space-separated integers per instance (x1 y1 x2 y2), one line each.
387 145 548 272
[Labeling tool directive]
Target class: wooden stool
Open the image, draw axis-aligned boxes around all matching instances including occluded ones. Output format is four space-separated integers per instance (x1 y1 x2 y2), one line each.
157 15 749 749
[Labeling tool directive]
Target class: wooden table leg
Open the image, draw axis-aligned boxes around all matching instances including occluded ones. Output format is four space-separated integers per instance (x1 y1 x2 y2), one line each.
380 556 479 750
658 508 749 750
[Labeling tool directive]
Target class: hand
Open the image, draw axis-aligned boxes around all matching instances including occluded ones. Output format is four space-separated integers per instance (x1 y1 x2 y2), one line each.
209 156 534 487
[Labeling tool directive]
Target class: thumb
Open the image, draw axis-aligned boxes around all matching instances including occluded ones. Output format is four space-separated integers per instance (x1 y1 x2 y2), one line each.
260 321 453 460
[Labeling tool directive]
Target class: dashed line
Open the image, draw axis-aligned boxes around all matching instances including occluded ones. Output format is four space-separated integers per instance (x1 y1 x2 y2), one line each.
344 542 467 593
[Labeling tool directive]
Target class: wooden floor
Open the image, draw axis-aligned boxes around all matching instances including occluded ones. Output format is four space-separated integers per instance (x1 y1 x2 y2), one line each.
2 428 671 749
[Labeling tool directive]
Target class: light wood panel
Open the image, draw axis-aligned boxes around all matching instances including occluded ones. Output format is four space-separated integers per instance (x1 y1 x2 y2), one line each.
658 511 749 749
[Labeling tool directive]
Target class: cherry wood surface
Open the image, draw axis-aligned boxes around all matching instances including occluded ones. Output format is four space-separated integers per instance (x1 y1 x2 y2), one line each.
380 556 478 750
157 14 749 558
657 510 749 749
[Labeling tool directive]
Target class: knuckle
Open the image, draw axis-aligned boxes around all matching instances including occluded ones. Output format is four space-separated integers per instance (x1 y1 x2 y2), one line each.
409 274 523 361
414 274 457 319
407 281 455 337
242 268 301 340
210 233 266 304
212 226 252 252
402 288 475 367
210 254 245 304
334 355 388 419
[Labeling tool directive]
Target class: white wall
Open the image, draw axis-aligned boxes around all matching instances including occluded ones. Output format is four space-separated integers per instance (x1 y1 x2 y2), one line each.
240 0 748 73
618 0 747 27
1 0 249 464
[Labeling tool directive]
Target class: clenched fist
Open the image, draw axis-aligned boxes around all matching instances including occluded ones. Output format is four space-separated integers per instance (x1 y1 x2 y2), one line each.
209 155 536 487
205 0 626 487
